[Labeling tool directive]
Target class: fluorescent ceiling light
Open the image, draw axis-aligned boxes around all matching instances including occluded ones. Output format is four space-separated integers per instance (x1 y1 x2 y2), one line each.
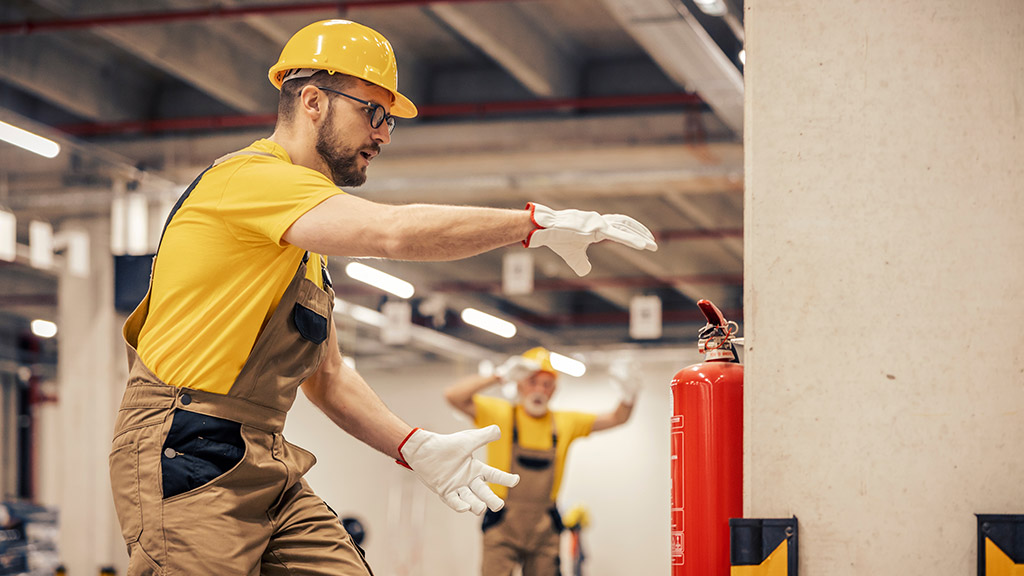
31 319 57 338
0 210 15 262
334 298 384 328
345 262 414 298
549 352 586 377
693 0 728 17
0 120 60 158
461 308 517 339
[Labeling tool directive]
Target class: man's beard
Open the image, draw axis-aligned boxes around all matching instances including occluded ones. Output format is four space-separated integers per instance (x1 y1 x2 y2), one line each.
521 393 550 417
315 118 372 187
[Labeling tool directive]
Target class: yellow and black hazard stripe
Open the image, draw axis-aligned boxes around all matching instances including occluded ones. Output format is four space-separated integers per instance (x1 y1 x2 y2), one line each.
730 517 798 576
978 514 1024 575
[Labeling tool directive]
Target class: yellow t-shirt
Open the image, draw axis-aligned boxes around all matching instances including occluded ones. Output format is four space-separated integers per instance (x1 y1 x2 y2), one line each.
137 139 342 394
474 395 595 502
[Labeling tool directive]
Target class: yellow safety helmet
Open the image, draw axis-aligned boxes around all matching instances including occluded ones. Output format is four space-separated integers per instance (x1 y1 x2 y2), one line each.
521 347 557 377
269 19 418 118
563 503 591 529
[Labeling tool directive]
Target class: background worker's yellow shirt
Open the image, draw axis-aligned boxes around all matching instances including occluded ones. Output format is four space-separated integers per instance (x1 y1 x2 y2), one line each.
137 139 342 394
473 395 595 502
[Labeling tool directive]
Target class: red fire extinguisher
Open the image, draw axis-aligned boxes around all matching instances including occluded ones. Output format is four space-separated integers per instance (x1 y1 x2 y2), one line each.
670 299 743 575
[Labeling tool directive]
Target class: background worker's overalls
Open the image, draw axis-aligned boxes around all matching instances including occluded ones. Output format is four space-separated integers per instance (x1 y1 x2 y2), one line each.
108 152 372 576
481 408 563 576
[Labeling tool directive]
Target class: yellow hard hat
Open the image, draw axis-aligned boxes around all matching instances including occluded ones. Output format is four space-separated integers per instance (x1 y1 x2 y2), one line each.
521 347 557 376
269 20 418 118
563 503 590 529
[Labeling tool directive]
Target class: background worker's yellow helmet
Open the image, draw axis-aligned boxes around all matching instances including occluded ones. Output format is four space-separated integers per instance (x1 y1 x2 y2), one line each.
521 347 557 377
269 19 418 118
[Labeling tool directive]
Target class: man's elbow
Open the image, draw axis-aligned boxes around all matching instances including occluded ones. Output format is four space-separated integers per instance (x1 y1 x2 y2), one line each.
443 388 462 409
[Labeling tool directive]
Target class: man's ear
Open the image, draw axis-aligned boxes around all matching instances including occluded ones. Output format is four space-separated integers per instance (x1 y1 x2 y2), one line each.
299 85 326 122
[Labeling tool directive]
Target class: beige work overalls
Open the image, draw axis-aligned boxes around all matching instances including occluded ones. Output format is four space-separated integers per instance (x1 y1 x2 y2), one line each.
108 152 372 576
482 409 563 576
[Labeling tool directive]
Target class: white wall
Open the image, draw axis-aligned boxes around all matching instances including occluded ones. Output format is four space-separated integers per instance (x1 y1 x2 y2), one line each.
284 351 700 576
745 0 1024 573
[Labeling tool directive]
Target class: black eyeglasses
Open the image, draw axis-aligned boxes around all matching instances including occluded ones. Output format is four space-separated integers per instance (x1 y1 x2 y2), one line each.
316 86 396 134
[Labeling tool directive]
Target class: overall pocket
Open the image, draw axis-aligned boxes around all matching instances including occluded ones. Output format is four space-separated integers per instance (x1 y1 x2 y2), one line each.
292 302 328 344
109 440 143 544
161 410 245 500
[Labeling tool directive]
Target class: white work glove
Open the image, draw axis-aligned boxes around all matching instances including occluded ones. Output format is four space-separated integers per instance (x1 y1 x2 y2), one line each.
495 355 541 384
523 202 658 276
609 361 641 406
397 426 520 515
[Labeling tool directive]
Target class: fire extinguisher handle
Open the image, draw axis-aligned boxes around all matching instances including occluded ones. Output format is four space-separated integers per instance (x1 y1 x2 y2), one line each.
697 299 726 326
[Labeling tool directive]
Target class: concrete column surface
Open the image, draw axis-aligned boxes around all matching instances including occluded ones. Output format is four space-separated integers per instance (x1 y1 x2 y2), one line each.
44 216 127 575
744 0 1024 573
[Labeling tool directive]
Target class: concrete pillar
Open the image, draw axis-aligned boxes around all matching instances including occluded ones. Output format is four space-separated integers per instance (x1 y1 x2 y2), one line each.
745 0 1024 573
40 215 126 574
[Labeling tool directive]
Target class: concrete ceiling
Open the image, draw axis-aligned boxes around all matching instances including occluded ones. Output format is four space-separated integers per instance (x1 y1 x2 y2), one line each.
0 0 746 367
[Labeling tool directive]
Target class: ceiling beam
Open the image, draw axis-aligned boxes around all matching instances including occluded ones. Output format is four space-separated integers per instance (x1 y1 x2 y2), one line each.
429 2 577 98
30 0 277 113
600 0 744 135
0 35 150 121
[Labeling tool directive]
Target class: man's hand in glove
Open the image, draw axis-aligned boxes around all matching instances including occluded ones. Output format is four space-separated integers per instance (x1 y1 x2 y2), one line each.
495 355 541 384
523 202 658 276
397 425 520 515
609 360 641 406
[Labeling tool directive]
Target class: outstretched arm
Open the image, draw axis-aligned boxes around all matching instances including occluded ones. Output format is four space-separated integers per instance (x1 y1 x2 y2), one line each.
284 195 535 261
300 318 411 459
301 318 519 514
283 197 658 276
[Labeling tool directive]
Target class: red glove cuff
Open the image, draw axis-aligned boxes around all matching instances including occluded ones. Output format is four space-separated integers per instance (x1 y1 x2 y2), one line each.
394 427 421 470
522 202 543 248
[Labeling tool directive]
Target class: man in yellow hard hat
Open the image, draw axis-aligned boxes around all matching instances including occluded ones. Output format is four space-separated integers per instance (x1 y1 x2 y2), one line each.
107 19 656 576
444 348 640 576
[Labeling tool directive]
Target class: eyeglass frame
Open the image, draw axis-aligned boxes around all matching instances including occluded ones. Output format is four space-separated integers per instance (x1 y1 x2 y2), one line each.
316 86 396 134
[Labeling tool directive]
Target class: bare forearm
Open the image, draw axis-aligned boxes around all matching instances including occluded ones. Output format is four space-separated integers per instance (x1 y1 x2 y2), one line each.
592 400 635 432
284 195 536 260
303 358 412 460
380 204 535 261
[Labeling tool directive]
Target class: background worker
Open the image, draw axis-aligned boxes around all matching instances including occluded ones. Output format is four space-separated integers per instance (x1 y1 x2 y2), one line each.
444 348 640 576
107 19 657 576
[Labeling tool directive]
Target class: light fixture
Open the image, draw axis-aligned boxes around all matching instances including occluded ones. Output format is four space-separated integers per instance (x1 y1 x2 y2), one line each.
0 120 60 158
31 319 57 339
739 49 746 65
693 0 728 17
461 308 517 339
334 297 385 328
29 220 53 270
0 209 15 262
345 262 415 298
549 352 586 377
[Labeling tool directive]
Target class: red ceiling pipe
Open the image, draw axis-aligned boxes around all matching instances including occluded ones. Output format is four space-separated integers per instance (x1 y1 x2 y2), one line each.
0 0 522 34
57 92 704 137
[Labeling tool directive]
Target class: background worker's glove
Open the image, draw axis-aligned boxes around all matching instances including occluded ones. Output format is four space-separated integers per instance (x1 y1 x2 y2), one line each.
495 355 541 384
609 360 641 406
397 426 520 515
523 202 658 276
